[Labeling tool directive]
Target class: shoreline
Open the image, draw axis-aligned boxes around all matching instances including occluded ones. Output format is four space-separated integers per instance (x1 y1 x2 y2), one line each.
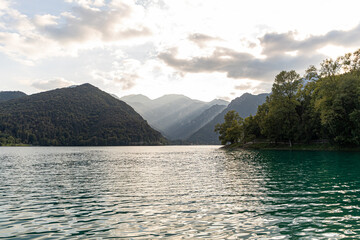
2 143 359 152
223 142 360 152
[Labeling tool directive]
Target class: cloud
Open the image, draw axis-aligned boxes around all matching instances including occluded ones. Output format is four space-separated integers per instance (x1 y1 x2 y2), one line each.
92 70 138 90
0 0 9 11
235 82 253 90
65 0 105 8
0 31 62 65
33 14 59 27
91 59 142 90
159 23 360 82
0 0 151 63
114 73 138 90
260 24 360 56
188 33 221 47
234 80 271 95
37 2 151 44
216 95 231 101
32 78 75 90
159 46 309 81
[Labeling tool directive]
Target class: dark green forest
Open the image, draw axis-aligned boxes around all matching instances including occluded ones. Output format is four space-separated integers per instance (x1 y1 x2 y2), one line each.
0 91 27 102
0 84 166 146
215 49 360 148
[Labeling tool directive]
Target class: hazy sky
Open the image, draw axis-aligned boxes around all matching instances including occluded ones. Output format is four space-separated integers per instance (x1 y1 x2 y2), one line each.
1 0 360 101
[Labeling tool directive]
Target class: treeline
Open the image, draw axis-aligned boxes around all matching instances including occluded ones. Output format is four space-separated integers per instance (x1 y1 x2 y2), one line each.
215 49 360 147
0 131 21 146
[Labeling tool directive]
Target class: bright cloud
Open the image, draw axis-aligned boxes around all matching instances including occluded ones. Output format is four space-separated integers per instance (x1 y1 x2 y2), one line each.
159 23 360 82
0 0 151 63
33 14 59 27
32 78 75 90
0 0 9 10
65 0 106 8
1 0 360 101
91 59 142 90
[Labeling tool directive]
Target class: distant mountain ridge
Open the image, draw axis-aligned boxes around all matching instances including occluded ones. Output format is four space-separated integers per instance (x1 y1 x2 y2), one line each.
187 92 270 144
120 94 229 140
0 84 166 146
168 104 227 140
0 91 27 102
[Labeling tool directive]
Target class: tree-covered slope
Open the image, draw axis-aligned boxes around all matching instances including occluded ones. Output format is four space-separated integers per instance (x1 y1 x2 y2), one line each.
215 49 360 148
187 93 269 144
0 84 166 146
0 91 27 102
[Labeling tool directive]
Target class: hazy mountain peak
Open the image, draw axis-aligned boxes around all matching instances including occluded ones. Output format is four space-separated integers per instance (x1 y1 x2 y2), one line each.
241 92 252 97
120 93 233 140
120 94 151 103
209 99 229 106
155 94 194 102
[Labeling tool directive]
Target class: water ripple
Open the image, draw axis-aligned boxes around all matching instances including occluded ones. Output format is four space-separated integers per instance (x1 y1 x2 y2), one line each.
1 146 360 239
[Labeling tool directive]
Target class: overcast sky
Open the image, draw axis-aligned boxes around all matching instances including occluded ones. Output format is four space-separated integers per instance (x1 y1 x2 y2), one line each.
1 0 360 101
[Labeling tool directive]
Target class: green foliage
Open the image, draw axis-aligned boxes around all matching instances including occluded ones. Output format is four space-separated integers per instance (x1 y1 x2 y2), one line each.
215 110 243 145
313 73 360 145
258 70 301 146
215 49 360 148
0 91 27 102
304 65 319 81
243 115 261 143
0 84 166 146
320 58 341 80
295 81 322 143
0 131 21 146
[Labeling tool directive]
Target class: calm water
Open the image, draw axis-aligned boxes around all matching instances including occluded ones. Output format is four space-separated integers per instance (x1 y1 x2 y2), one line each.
1 146 360 239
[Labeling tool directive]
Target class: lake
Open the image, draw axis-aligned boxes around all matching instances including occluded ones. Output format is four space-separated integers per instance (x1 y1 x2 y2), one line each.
1 146 360 239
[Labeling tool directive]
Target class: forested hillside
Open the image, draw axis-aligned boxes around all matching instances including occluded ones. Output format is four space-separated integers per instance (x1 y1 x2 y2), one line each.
0 91 27 102
0 84 166 146
216 50 360 147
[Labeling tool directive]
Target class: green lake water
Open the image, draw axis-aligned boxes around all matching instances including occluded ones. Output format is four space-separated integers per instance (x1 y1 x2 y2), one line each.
0 146 360 239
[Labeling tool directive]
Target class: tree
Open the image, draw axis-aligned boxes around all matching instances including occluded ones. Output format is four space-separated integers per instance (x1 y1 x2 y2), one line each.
260 70 301 146
243 115 261 143
215 110 243 145
272 70 301 99
304 65 319 81
352 49 360 76
295 81 321 143
313 74 360 145
232 49 360 148
320 58 341 80
339 53 352 73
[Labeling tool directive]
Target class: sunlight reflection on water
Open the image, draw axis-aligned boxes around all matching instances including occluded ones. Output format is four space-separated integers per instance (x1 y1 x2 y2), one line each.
1 146 360 239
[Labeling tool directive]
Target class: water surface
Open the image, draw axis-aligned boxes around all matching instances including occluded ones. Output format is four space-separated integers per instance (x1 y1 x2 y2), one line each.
1 146 360 239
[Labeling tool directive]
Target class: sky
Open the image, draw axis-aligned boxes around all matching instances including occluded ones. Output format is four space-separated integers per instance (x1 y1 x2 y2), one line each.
1 0 360 101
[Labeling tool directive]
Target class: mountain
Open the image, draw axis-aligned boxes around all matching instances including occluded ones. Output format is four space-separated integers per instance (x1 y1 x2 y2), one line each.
187 92 270 144
0 91 27 102
120 94 229 140
209 99 229 106
165 104 227 140
120 94 151 103
120 94 153 118
0 84 166 146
